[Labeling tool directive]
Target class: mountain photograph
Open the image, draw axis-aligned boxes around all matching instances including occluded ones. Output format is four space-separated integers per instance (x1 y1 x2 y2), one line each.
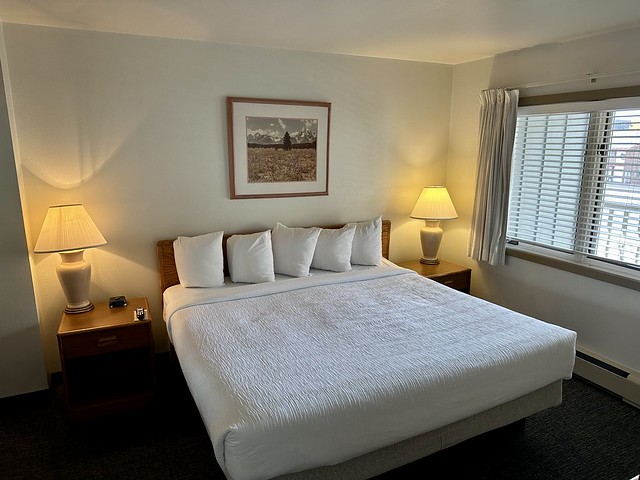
245 116 318 183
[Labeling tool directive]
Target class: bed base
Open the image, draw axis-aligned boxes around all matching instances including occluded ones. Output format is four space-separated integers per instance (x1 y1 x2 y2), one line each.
273 380 563 480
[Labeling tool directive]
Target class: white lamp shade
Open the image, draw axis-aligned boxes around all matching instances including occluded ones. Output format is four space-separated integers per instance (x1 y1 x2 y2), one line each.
34 204 107 253
410 186 458 220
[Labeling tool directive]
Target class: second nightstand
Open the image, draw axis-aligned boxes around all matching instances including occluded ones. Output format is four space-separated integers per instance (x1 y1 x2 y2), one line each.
57 297 156 421
396 259 472 293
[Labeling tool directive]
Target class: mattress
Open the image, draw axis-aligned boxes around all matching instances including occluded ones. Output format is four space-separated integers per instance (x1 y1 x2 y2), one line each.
163 261 577 480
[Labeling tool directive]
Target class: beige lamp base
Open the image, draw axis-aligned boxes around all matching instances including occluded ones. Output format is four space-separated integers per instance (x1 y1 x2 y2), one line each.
419 220 443 265
57 250 95 314
64 303 95 314
420 257 440 265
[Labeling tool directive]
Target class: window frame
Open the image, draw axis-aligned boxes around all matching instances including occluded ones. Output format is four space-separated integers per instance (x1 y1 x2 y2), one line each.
506 95 640 290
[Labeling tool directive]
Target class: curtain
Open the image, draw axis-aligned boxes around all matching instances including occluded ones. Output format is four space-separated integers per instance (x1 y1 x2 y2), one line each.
468 88 519 266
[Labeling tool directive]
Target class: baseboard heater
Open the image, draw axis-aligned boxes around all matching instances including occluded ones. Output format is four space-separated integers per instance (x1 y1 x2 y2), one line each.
573 345 640 409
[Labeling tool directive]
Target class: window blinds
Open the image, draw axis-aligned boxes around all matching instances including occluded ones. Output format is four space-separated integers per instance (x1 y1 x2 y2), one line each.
507 102 640 269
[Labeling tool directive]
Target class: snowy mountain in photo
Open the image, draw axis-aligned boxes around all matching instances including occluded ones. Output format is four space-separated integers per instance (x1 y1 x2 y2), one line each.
247 129 317 145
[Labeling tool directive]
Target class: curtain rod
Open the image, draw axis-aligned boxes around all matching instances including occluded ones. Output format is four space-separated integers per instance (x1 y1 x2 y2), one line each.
508 67 640 90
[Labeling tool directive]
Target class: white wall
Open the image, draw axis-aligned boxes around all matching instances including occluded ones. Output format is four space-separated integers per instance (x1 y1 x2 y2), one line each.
2 24 453 373
445 28 640 373
0 39 47 396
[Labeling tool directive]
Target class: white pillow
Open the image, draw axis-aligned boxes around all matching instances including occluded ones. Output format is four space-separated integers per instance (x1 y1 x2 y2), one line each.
173 231 224 287
271 223 321 277
227 231 275 283
347 216 382 266
311 225 356 272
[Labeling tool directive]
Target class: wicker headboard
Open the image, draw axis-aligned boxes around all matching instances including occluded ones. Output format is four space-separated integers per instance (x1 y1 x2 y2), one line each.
156 219 391 295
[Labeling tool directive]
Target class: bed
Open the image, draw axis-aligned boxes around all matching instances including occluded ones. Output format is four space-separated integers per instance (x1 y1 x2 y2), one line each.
157 219 576 480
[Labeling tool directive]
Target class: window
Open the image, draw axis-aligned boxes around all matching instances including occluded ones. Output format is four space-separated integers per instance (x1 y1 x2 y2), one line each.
507 98 640 272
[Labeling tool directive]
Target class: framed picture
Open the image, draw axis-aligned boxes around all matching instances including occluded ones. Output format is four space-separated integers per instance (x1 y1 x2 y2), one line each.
227 97 331 199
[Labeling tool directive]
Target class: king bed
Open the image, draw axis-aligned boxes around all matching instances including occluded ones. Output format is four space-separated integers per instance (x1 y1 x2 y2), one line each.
157 219 576 480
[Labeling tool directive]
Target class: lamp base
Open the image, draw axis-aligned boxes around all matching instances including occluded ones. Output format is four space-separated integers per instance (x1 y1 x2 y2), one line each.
420 257 440 265
419 220 443 266
64 302 95 314
57 250 94 315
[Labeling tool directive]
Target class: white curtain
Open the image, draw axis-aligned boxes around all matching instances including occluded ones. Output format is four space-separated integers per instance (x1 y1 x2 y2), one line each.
468 88 519 266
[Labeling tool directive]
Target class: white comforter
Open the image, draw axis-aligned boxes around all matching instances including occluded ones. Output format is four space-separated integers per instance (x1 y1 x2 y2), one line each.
164 262 576 480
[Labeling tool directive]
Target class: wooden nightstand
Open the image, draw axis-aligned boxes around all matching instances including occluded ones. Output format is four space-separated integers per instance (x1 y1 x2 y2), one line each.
397 259 472 293
57 297 156 421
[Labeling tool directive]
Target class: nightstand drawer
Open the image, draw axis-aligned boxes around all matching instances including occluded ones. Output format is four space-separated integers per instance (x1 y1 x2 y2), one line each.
60 324 150 359
430 271 470 291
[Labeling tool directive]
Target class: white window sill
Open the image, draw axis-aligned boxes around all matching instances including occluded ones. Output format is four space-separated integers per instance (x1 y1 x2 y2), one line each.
506 244 640 292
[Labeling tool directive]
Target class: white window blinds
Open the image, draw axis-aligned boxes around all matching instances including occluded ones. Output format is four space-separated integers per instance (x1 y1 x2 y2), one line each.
508 99 640 270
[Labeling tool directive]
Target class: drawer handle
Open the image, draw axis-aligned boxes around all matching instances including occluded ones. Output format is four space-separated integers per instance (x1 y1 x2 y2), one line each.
97 335 118 347
444 280 455 286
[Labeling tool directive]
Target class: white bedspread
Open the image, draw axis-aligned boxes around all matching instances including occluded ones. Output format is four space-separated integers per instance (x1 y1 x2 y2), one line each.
164 263 576 480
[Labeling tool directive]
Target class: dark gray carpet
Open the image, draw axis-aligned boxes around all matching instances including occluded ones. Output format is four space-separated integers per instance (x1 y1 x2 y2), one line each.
1 357 638 480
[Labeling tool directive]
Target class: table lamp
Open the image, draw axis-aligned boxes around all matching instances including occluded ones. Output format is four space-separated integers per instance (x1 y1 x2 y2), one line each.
34 204 107 313
410 186 458 264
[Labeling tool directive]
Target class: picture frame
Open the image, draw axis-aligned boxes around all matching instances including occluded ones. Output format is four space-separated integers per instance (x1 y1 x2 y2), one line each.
227 97 331 199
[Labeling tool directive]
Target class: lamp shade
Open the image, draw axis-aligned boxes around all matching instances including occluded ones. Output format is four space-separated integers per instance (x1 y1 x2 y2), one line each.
410 186 458 220
34 204 107 254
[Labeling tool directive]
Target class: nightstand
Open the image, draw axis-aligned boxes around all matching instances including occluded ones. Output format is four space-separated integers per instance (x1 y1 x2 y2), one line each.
57 297 156 421
397 259 472 293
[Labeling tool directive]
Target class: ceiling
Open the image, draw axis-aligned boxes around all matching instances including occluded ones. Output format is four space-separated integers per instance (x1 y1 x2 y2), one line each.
1 0 640 64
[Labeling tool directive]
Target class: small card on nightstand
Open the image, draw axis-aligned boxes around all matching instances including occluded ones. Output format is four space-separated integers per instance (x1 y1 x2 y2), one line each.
133 307 148 321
